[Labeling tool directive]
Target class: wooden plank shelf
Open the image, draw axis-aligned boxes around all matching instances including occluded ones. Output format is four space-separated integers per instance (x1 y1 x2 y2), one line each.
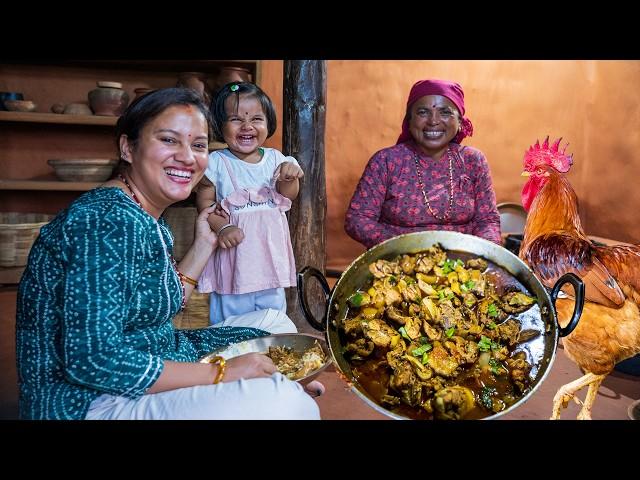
0 111 117 126
5 59 256 74
0 180 101 191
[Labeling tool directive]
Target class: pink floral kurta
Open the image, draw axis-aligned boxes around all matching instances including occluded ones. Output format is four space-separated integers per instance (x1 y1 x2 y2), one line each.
345 141 501 249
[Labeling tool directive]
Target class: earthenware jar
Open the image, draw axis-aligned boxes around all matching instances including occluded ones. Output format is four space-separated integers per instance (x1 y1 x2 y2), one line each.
133 88 155 100
215 66 251 90
176 72 211 104
88 81 129 116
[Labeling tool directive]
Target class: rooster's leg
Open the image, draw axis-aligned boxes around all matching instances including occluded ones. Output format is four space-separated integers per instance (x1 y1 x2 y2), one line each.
551 372 602 420
576 374 606 420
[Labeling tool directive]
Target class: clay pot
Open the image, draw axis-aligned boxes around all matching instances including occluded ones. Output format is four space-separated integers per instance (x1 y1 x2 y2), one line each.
63 103 93 115
176 72 211 104
0 92 24 111
88 81 129 116
133 88 155 100
215 66 251 90
4 100 37 112
51 103 65 114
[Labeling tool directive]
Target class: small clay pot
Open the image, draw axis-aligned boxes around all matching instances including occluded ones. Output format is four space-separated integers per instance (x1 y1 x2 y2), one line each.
4 100 37 112
63 103 93 115
176 72 211 104
133 88 155 100
0 92 24 111
51 103 66 114
88 81 129 116
215 66 251 90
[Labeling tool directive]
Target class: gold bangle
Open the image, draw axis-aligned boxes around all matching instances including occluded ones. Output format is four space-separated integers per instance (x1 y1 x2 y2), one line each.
177 271 198 288
208 355 226 384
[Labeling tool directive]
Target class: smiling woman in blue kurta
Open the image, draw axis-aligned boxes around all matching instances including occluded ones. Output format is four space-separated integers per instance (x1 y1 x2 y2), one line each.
16 187 265 419
15 88 320 420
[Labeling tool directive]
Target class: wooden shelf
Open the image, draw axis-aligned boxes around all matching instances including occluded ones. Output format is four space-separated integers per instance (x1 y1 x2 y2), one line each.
0 111 117 126
0 180 101 191
5 59 256 74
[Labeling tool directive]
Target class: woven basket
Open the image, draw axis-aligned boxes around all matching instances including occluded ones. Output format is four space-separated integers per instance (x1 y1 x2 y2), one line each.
0 212 54 267
173 291 210 329
163 206 197 261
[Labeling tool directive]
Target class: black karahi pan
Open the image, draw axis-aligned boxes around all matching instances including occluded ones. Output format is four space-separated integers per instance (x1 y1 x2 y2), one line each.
298 231 584 420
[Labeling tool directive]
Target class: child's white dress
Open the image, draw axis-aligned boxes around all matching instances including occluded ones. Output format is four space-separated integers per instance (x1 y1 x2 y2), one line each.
198 148 298 321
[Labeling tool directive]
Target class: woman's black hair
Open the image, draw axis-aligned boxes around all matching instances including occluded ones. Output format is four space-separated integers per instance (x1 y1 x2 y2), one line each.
115 87 211 156
210 81 276 142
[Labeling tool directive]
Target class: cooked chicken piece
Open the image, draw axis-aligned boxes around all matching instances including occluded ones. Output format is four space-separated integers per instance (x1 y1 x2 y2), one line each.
385 305 411 325
496 318 521 347
369 259 401 278
399 254 416 275
432 386 475 420
469 269 487 297
400 379 424 407
466 258 488 271
345 338 375 358
383 287 403 307
447 336 480 364
389 359 415 391
500 291 536 314
401 282 422 303
439 302 464 330
421 297 440 322
414 255 435 274
422 320 441 341
427 343 460 377
342 316 364 337
362 318 399 348
426 245 447 265
403 316 422 340
403 354 433 380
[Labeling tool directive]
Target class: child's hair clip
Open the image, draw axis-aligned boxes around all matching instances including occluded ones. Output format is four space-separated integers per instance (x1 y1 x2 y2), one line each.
230 84 239 92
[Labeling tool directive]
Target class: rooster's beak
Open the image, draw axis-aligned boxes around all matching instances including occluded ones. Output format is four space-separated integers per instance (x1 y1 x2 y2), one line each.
521 171 531 177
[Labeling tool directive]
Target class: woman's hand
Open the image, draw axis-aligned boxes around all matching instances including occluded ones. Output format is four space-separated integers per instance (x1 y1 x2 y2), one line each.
193 206 218 253
218 226 244 249
223 353 277 381
275 162 304 182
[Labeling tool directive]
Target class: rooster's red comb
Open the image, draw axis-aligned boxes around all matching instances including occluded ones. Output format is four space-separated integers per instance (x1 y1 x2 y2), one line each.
523 136 573 173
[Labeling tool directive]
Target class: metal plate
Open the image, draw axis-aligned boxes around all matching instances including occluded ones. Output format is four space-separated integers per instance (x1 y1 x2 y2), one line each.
200 333 332 384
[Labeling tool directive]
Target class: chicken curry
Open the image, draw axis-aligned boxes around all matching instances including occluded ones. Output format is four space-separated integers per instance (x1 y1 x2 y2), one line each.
341 245 537 420
266 340 327 381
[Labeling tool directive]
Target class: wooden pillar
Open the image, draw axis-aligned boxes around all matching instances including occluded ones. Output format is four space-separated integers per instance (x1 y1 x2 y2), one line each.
282 60 327 333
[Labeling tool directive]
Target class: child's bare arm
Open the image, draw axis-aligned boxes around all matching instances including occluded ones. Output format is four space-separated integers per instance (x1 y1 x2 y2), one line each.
195 177 216 213
275 161 304 200
194 177 243 248
195 178 229 233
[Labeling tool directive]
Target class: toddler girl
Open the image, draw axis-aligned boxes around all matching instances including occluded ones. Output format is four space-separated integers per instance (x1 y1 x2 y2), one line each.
196 82 304 325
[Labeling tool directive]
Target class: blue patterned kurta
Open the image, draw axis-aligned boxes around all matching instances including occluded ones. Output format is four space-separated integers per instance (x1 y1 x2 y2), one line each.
16 188 266 420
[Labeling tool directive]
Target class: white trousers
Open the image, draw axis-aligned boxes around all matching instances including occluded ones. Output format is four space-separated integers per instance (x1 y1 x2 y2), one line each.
86 373 320 420
86 308 318 420
213 307 296 333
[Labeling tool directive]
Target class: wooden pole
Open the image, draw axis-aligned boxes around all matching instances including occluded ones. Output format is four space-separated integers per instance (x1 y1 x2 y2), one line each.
282 60 327 333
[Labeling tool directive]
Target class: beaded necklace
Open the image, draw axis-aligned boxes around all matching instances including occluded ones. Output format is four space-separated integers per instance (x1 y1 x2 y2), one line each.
118 173 186 310
413 148 455 221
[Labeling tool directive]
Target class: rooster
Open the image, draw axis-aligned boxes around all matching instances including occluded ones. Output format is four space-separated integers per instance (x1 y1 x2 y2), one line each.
519 137 640 419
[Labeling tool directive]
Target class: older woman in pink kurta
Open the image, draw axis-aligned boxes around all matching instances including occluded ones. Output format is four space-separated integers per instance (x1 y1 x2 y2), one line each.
345 79 501 249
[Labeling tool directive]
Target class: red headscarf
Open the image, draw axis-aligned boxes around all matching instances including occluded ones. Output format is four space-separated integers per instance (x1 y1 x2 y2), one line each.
396 79 474 145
